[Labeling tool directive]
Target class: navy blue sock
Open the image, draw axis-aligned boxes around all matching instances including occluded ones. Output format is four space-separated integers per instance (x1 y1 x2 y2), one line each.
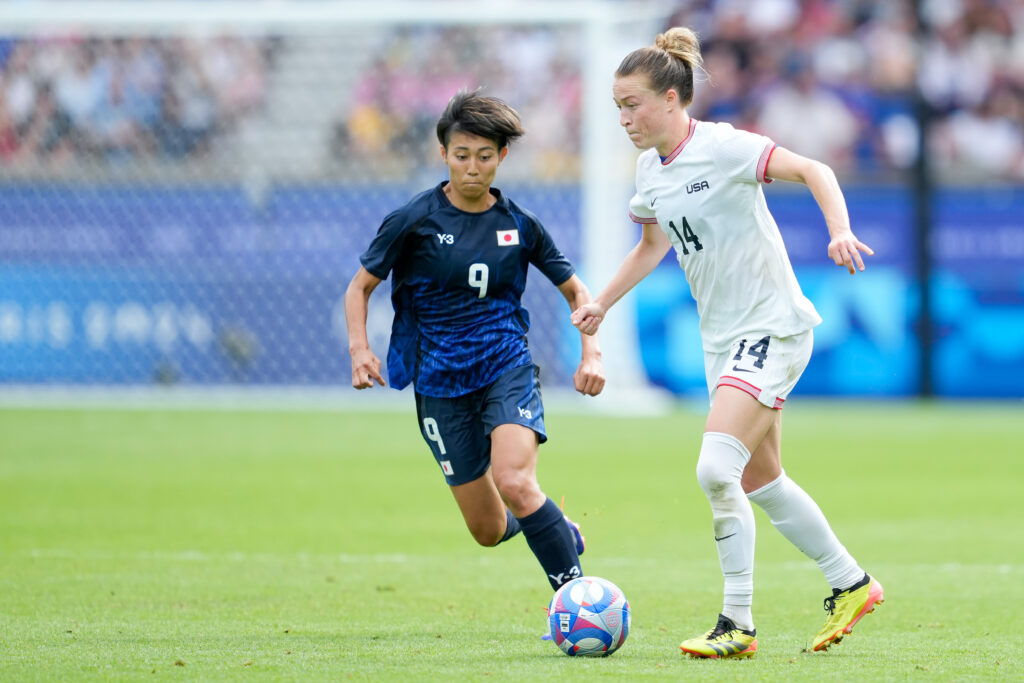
493 508 521 546
517 497 581 590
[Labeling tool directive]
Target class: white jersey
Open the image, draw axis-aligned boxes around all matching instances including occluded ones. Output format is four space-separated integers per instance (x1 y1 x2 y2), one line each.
629 119 821 352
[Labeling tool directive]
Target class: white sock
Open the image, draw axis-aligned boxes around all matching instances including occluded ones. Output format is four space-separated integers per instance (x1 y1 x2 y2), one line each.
696 432 756 631
747 472 864 590
721 604 754 632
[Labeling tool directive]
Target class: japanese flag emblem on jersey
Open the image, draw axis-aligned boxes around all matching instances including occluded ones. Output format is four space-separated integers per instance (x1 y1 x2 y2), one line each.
496 229 520 246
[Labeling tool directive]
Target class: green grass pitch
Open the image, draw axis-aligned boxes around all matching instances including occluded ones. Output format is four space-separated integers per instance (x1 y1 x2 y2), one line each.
2 400 1022 681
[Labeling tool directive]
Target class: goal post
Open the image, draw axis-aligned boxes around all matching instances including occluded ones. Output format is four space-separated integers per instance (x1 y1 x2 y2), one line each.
0 1 672 411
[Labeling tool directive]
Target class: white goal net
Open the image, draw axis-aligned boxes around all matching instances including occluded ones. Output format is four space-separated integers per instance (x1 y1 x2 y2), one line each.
0 1 667 408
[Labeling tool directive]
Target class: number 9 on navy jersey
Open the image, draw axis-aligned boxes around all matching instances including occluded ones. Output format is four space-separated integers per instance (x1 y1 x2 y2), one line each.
358 182 574 398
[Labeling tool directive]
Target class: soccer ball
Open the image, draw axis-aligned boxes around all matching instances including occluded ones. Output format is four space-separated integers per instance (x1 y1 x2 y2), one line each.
547 576 630 657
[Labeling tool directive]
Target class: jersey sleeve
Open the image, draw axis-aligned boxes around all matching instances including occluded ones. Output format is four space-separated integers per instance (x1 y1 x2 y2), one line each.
359 208 411 280
712 123 777 185
524 214 574 287
629 151 659 224
628 191 658 224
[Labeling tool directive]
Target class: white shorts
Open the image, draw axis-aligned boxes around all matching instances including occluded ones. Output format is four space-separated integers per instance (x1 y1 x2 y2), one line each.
704 330 813 410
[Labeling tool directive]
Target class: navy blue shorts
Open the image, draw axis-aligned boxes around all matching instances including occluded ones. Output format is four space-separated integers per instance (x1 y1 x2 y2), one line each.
414 363 547 486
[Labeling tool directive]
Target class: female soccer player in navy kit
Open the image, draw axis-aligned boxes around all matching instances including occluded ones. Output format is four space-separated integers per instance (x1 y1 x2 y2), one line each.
571 28 883 657
345 91 605 595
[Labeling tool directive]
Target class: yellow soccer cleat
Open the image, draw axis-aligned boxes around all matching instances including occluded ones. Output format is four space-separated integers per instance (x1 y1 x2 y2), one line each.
680 614 758 659
812 574 884 652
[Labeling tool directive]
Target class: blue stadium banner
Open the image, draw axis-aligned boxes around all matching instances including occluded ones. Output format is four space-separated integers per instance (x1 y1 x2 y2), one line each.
1 185 1021 397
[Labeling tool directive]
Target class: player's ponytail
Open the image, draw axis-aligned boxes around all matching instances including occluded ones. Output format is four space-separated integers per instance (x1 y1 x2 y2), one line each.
616 26 704 107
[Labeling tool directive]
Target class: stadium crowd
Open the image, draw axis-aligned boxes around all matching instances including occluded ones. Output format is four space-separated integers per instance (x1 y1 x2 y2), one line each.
2 0 1023 181
331 26 582 182
670 0 1024 181
335 0 1024 182
0 36 270 166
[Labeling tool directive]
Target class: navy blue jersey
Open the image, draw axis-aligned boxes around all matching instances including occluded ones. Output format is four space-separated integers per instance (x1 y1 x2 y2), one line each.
360 182 574 398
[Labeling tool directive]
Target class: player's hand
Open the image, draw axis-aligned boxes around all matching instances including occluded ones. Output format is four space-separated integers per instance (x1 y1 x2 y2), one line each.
351 347 385 389
827 230 874 274
571 302 606 336
574 355 606 397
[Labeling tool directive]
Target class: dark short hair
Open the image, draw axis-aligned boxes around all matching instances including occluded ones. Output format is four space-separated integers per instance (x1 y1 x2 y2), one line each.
436 90 525 150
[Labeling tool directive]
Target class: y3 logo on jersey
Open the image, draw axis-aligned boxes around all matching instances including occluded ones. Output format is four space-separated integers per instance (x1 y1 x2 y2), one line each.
436 233 454 244
518 406 532 419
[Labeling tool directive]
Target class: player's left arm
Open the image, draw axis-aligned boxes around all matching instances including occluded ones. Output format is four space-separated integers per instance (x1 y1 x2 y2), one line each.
765 146 875 274
557 274 606 397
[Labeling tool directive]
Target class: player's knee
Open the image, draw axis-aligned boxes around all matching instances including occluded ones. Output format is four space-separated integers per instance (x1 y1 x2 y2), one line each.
696 432 750 499
491 469 537 514
695 455 730 498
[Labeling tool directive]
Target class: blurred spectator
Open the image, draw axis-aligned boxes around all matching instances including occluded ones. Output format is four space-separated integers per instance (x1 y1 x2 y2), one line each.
3 42 38 131
195 36 266 123
757 53 860 172
53 42 106 135
162 40 219 157
939 84 1024 178
0 91 20 160
918 17 995 114
119 38 166 129
21 81 73 163
86 66 149 161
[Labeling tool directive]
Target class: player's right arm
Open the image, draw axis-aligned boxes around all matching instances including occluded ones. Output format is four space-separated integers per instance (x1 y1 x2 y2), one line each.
570 223 671 336
765 146 874 274
344 266 386 389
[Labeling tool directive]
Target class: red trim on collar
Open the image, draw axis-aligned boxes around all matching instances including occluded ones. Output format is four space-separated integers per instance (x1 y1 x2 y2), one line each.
661 118 698 165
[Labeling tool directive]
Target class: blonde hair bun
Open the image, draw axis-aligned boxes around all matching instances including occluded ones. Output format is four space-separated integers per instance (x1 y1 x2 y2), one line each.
655 27 703 69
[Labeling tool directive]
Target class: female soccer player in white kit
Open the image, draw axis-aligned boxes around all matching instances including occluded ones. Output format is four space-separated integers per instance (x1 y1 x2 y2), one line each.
571 27 884 658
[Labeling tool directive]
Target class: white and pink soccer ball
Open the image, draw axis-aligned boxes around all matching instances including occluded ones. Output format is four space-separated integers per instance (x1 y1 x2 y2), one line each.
547 576 630 657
